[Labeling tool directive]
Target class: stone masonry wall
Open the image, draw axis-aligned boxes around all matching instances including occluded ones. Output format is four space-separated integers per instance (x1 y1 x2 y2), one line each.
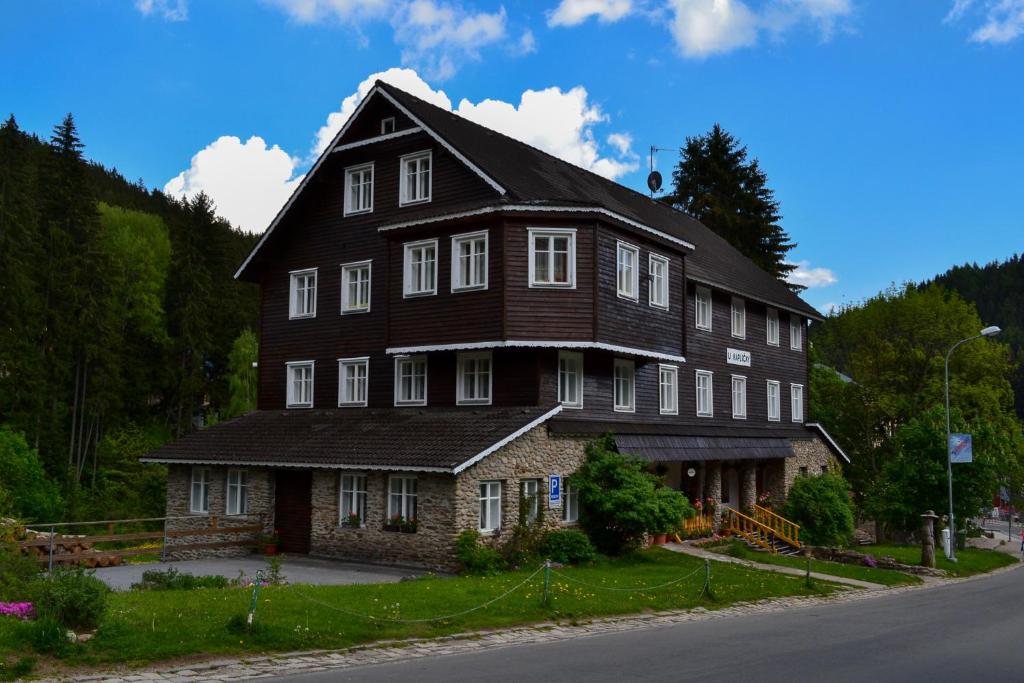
164 464 273 560
784 437 842 497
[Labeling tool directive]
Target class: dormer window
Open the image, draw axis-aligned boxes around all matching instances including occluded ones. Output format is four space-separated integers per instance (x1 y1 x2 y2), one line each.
381 117 396 135
399 150 432 206
344 163 373 216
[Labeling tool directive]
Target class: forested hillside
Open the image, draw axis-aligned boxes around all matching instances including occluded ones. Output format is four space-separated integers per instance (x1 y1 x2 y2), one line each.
0 114 260 523
926 255 1024 419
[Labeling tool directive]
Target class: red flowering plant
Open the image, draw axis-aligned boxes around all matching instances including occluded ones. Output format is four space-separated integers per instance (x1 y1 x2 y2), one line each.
757 492 772 509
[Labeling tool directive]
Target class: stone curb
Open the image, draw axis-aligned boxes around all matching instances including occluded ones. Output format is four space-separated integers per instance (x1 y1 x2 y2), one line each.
36 561 1022 683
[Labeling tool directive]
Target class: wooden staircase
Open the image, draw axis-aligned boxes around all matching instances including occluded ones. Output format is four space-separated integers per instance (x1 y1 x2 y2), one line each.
724 505 801 555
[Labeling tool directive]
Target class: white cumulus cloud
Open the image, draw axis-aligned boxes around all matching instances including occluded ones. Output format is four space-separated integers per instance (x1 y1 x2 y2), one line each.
135 0 188 21
164 136 303 234
785 260 838 289
946 0 1024 44
547 0 633 26
392 0 508 80
668 0 758 58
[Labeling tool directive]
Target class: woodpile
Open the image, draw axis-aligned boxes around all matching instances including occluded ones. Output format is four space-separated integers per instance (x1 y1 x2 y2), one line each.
19 529 124 568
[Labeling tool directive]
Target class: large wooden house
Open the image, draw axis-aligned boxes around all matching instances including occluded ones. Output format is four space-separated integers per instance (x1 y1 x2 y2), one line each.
142 81 847 569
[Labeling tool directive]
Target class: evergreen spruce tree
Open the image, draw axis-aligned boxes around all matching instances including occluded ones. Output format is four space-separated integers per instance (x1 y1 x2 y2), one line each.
664 124 799 288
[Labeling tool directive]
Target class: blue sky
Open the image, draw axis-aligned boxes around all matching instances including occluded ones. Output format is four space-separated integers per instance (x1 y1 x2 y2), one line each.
2 0 1022 314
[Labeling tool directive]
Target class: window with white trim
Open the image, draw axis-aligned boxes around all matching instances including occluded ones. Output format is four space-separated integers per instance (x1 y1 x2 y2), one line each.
394 356 427 406
731 297 746 339
613 359 635 413
403 239 437 297
338 357 369 407
563 483 579 523
339 474 367 525
558 351 583 409
289 268 317 319
766 308 780 346
399 150 431 205
457 351 492 405
479 481 502 532
616 241 639 301
528 228 575 287
659 364 678 415
190 467 210 514
767 380 781 422
286 361 314 408
791 383 804 423
731 375 747 420
522 479 540 524
340 260 371 313
790 317 804 351
343 163 373 216
695 286 712 331
451 231 488 291
380 117 395 135
388 475 417 522
226 469 248 515
696 370 713 417
649 254 669 309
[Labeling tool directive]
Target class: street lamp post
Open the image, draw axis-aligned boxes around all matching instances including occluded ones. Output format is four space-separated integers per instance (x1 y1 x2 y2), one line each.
944 325 1001 562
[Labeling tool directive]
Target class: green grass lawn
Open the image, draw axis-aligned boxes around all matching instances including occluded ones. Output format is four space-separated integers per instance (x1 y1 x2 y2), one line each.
0 548 838 670
862 544 1017 577
706 540 921 587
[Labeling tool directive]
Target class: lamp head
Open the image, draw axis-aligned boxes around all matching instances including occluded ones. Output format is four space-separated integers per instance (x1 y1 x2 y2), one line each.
981 325 1001 337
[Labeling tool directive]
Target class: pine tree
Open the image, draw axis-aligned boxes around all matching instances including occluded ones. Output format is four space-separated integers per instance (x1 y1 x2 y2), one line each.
663 124 799 288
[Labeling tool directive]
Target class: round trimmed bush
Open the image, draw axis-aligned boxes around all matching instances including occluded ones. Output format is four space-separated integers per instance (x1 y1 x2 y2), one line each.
782 473 855 547
541 529 596 565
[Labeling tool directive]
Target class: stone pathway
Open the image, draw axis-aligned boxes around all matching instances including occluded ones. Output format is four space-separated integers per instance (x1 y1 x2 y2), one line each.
37 562 1022 683
663 542 887 590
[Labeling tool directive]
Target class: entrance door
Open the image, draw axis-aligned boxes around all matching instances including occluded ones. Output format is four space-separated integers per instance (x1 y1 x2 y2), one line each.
274 470 312 554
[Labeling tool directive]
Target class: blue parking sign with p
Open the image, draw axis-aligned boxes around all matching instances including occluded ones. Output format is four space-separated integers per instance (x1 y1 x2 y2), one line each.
549 475 561 507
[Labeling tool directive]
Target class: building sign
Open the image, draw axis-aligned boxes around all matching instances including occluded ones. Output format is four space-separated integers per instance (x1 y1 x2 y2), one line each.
726 348 751 367
949 433 973 464
549 475 562 507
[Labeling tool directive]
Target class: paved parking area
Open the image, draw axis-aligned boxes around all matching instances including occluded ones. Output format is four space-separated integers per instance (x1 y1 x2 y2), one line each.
93 555 421 590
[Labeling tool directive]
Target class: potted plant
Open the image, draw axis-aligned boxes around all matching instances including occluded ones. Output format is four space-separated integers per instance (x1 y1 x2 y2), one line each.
343 512 362 528
757 492 772 509
260 530 280 556
401 516 418 533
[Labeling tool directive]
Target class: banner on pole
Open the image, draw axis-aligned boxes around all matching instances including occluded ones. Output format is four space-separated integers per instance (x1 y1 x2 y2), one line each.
949 433 973 464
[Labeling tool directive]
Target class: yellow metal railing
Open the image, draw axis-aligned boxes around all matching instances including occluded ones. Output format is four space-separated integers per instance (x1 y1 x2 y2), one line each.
752 504 801 548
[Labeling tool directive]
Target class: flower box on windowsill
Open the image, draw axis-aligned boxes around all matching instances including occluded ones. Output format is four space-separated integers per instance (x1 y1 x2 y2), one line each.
342 514 363 529
384 517 418 533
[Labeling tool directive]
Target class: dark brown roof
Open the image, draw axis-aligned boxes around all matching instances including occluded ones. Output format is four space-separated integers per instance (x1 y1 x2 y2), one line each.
141 406 560 472
615 434 794 462
377 81 821 320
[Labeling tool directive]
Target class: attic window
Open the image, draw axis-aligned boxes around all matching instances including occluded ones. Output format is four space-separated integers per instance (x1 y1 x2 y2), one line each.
381 117 396 135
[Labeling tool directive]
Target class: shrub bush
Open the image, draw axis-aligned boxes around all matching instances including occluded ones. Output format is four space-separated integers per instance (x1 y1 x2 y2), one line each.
131 567 229 591
0 544 40 602
540 530 596 565
31 567 109 631
455 529 505 575
782 473 856 547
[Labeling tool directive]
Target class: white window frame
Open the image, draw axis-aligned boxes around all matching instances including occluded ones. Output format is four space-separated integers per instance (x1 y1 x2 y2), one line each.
767 380 781 422
226 469 248 515
388 475 418 521
338 357 369 407
731 296 746 339
557 351 584 409
399 150 432 206
288 268 317 319
522 479 540 524
695 286 712 331
343 162 374 216
613 358 636 413
528 227 576 288
616 241 640 302
380 117 396 135
563 483 579 523
695 369 714 418
451 230 488 292
649 253 669 310
766 307 780 347
791 383 804 423
339 473 367 526
791 317 804 351
286 360 315 408
456 351 493 406
659 364 678 415
394 355 427 406
403 239 438 297
190 467 210 514
731 375 747 420
479 480 502 533
340 260 372 314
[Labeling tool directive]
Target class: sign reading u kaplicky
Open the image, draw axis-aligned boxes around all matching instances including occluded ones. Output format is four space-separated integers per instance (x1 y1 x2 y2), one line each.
726 348 751 367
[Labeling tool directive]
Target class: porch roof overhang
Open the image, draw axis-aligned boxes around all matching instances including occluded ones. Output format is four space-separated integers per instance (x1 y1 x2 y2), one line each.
614 434 795 463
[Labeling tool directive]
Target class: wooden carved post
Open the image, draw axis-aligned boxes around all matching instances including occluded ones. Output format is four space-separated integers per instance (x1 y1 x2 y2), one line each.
921 510 939 568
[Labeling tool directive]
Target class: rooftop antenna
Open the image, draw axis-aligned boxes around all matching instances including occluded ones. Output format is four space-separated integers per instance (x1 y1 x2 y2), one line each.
647 145 673 197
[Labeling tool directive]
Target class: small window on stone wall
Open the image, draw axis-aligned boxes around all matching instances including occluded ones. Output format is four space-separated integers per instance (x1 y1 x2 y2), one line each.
821 465 828 474
799 466 808 477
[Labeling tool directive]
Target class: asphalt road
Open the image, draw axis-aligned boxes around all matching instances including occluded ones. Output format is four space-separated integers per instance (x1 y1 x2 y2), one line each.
274 565 1023 683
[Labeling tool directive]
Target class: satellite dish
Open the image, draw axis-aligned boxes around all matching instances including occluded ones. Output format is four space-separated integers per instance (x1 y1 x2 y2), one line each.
647 170 663 193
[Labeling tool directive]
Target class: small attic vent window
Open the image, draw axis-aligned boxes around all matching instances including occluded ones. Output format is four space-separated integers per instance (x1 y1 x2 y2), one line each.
381 117 396 135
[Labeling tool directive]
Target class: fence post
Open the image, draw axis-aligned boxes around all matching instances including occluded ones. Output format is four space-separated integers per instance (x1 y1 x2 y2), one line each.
542 559 552 606
247 569 266 627
160 517 169 562
47 524 55 574
805 554 813 588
